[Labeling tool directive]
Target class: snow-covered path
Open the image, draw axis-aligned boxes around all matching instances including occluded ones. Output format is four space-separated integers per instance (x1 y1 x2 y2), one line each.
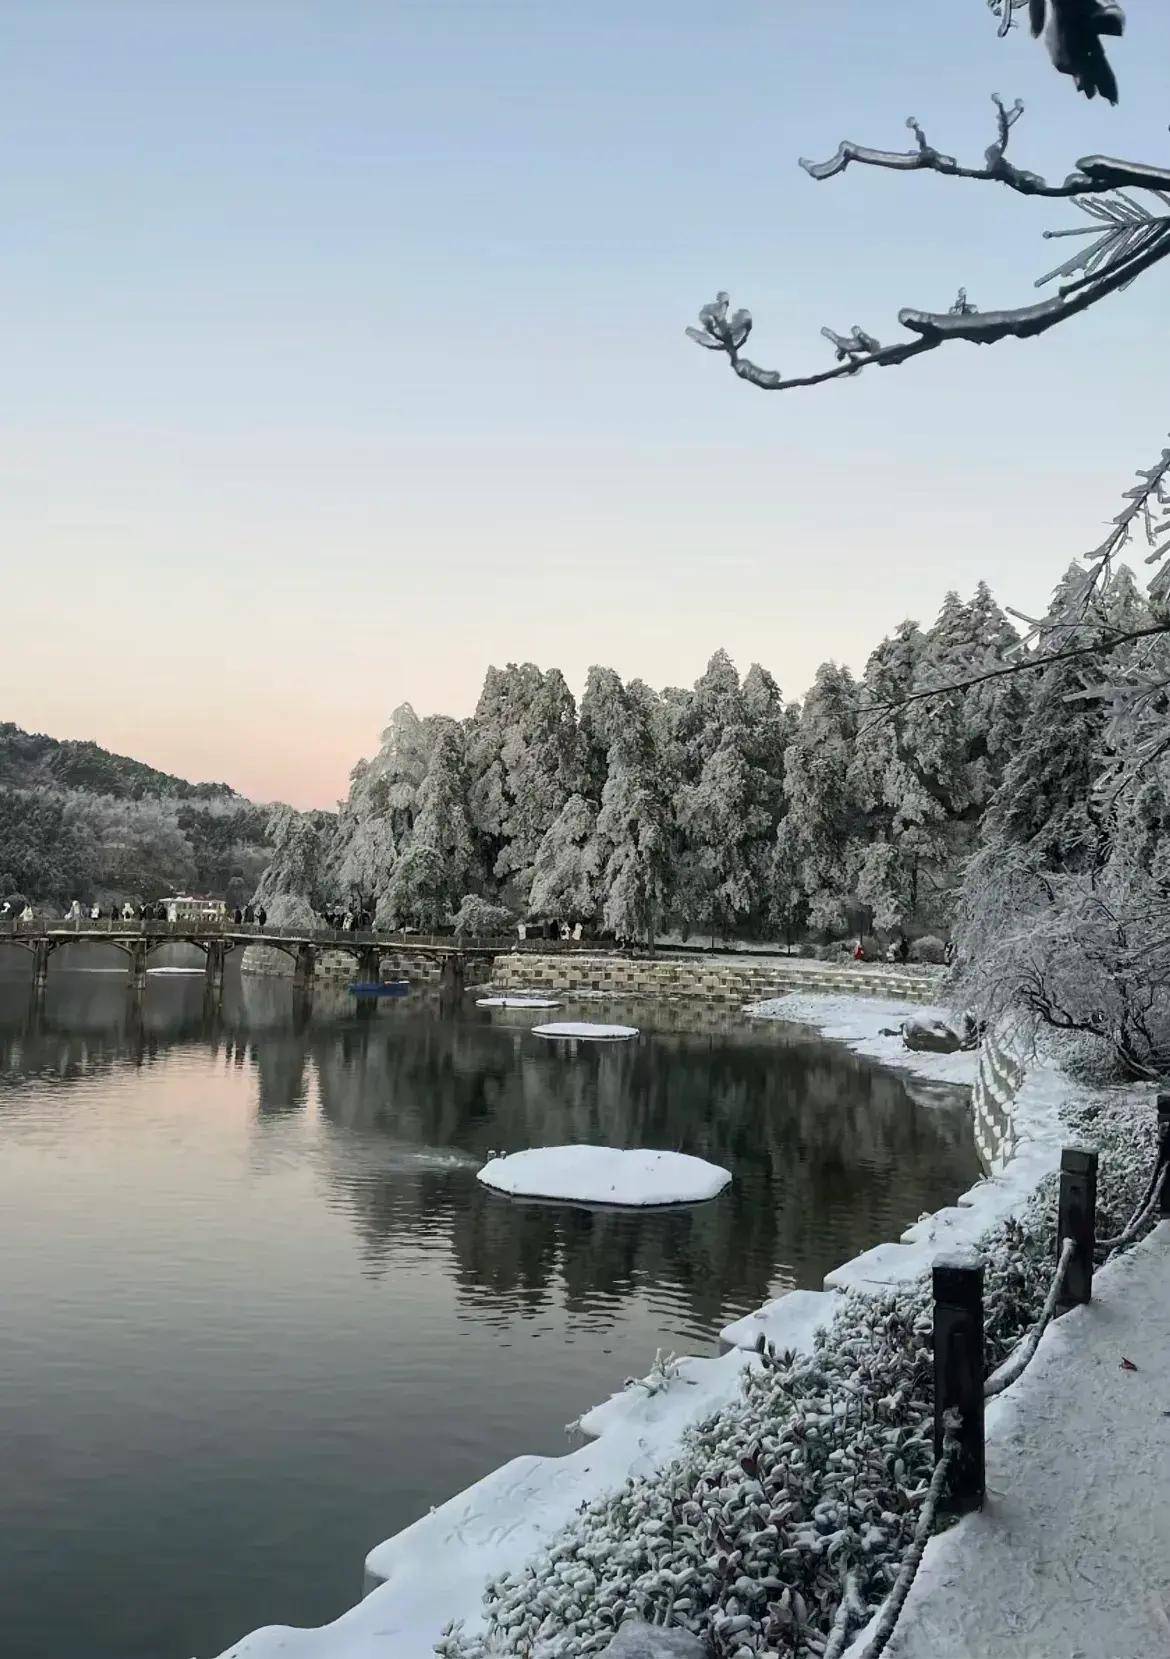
850 1221 1170 1659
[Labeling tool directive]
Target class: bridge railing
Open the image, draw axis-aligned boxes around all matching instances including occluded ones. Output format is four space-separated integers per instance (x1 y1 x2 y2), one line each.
0 919 618 954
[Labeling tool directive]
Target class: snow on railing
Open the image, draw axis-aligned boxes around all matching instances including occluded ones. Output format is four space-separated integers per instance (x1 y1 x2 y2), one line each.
836 1097 1170 1658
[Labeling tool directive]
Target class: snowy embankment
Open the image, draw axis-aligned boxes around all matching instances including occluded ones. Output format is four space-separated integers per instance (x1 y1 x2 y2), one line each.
211 993 1065 1659
477 1147 731 1207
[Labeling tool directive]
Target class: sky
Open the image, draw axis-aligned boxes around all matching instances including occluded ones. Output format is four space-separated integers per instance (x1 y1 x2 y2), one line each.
2 1 1168 808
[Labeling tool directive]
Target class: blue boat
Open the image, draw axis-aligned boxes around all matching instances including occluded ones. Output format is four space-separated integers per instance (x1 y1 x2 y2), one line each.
348 980 410 997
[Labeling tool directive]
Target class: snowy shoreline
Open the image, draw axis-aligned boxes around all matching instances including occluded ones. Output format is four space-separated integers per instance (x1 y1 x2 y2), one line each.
212 993 1066 1659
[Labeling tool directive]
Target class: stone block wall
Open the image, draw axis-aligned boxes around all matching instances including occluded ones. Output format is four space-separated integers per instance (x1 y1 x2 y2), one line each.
487 952 943 1004
239 944 492 986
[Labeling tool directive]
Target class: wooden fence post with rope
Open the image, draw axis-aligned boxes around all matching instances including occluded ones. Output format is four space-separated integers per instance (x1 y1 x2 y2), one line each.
1057 1146 1097 1310
931 1256 985 1519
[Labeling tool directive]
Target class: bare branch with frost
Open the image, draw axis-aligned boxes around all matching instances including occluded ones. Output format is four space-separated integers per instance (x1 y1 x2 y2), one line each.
688 98 1170 393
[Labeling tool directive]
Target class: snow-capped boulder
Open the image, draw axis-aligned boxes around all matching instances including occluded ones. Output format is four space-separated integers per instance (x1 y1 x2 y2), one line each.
902 1012 975 1054
478 1146 731 1207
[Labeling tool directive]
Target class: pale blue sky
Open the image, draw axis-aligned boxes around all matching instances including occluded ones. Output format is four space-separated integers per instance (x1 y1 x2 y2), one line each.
2 1 1166 805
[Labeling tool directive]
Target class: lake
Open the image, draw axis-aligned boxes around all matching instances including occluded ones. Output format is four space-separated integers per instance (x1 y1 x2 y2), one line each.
0 956 978 1659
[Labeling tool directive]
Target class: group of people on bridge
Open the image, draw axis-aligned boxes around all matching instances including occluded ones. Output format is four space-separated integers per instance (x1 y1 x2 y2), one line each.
320 909 373 932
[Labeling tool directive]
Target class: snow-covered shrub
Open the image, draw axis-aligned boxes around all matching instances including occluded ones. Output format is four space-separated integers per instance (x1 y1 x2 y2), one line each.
909 934 946 965
451 895 515 940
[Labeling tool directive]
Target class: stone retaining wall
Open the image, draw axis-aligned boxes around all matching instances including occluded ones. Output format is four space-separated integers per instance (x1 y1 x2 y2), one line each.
487 951 942 1004
240 945 492 986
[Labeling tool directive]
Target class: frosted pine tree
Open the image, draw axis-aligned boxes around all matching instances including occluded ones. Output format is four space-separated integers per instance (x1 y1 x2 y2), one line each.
847 621 943 934
251 805 333 927
781 662 864 937
669 652 792 939
329 703 454 914
465 665 581 910
528 794 601 924
595 679 674 946
494 668 581 906
379 730 480 929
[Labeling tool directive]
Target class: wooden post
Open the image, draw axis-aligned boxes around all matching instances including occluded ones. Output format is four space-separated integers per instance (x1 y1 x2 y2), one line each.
1057 1146 1097 1309
1157 1093 1170 1220
933 1255 985 1517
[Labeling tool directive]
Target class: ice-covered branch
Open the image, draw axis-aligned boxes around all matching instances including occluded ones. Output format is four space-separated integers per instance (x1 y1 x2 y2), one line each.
690 86 1170 394
860 622 1170 715
689 209 1170 393
800 98 1167 199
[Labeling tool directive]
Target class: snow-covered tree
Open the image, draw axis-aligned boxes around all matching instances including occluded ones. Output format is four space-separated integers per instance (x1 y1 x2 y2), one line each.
595 679 673 946
252 805 333 921
465 664 581 910
379 729 479 928
781 662 864 936
529 793 601 923
380 843 449 932
329 703 456 914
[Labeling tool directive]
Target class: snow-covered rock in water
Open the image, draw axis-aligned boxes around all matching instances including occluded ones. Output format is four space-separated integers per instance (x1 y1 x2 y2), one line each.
477 1146 731 1207
532 1021 638 1040
601 1622 708 1658
476 996 562 1009
902 1013 973 1054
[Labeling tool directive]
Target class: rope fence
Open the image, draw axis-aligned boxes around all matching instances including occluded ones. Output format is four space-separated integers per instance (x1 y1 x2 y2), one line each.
983 1236 1075 1400
833 1090 1170 1659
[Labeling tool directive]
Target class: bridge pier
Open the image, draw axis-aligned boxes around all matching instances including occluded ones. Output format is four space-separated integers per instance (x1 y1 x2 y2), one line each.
205 941 226 990
358 946 382 984
293 943 316 989
292 980 314 1032
129 940 147 989
32 939 51 988
439 952 465 996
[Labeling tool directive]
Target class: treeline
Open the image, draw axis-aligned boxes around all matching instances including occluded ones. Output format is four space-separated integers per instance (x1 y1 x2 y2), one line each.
0 720 234 800
0 790 273 911
255 572 1146 946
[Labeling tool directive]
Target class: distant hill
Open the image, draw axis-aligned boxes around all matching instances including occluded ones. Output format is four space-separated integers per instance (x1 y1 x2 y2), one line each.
0 721 237 801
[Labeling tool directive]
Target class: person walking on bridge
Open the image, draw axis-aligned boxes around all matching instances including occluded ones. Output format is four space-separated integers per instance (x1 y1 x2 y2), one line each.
243 904 255 925
256 905 267 928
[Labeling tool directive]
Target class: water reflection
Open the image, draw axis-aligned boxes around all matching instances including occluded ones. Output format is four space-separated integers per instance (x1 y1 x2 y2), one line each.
0 959 979 1659
0 961 977 1334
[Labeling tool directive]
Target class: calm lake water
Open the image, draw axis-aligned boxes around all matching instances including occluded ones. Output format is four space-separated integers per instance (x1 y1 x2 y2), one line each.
0 953 978 1659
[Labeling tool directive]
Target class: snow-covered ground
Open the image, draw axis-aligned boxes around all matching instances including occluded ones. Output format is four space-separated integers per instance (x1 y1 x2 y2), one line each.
209 992 1069 1659
477 1146 731 1207
844 1221 1170 1659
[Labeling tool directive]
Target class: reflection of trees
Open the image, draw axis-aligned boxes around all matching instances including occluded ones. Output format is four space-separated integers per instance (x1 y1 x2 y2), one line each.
0 974 981 1339
311 1010 979 1327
